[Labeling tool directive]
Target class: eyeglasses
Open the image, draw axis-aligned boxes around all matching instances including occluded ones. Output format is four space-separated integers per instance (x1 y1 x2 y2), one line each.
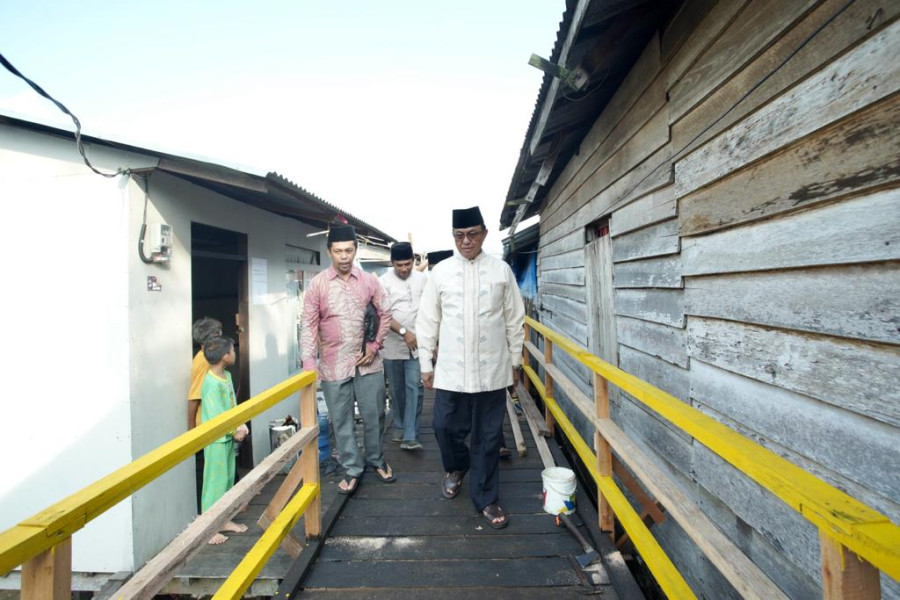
452 229 486 242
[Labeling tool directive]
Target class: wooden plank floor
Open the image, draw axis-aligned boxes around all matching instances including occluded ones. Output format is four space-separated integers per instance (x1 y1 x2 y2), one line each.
164 387 628 598
163 446 348 597
293 388 622 598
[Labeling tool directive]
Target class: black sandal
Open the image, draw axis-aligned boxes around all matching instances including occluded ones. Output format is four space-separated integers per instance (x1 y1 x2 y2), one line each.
338 476 359 495
442 470 466 499
374 463 396 483
482 503 508 529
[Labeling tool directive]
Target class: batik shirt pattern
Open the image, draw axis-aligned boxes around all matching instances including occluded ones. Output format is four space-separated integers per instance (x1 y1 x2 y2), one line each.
301 265 391 381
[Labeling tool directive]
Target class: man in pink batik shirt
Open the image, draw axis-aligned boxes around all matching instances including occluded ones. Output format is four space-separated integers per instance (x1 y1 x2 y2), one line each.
301 224 395 495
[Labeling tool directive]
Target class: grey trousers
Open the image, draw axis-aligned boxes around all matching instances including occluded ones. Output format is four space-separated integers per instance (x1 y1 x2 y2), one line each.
321 369 386 479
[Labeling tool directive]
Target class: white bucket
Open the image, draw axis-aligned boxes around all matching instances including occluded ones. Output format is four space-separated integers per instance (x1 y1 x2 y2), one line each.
542 467 577 515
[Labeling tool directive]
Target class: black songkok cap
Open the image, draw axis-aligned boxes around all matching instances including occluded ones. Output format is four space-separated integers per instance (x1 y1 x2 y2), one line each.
390 242 414 261
427 250 454 266
327 224 356 244
452 206 485 229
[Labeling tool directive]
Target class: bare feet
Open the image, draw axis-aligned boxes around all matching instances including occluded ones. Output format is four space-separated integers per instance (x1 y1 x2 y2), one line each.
221 521 248 533
209 533 228 545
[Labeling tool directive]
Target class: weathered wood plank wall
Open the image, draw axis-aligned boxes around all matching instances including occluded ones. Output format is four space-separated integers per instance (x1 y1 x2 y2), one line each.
533 0 900 597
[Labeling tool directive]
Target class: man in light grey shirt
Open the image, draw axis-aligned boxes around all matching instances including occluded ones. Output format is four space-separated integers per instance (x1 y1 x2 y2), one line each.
380 242 427 450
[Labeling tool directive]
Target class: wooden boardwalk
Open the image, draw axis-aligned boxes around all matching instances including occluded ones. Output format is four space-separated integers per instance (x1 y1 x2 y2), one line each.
160 388 638 598
281 388 635 598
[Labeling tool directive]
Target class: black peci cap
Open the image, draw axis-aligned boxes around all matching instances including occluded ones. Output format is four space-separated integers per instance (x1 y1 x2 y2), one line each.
390 242 414 261
327 224 356 244
452 206 484 229
427 250 454 266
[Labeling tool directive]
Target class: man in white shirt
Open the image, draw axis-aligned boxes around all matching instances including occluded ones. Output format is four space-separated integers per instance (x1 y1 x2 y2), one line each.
416 206 526 529
379 242 427 450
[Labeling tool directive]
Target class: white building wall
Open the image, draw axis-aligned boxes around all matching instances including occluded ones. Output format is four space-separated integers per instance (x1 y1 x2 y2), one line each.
0 124 157 572
126 171 327 568
0 124 330 573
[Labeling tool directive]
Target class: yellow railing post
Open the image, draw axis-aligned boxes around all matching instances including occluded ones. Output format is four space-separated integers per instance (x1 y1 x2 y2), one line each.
522 322 532 395
543 338 555 434
21 537 70 600
300 384 321 538
820 531 880 599
593 372 614 539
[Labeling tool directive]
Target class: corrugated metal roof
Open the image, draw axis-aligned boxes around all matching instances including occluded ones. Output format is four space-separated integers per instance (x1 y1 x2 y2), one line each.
500 0 681 230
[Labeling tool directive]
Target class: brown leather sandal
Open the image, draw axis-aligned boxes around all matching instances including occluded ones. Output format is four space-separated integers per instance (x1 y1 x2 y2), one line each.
482 503 508 529
442 470 466 499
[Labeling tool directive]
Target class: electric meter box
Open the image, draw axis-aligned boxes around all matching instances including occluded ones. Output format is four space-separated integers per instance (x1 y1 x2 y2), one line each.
148 223 173 258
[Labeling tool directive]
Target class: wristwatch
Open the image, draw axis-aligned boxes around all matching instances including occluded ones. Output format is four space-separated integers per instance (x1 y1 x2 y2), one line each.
399 327 407 336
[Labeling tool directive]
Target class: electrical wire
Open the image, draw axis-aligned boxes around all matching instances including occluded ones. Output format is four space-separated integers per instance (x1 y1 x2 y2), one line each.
560 66 609 103
0 51 128 178
136 173 155 264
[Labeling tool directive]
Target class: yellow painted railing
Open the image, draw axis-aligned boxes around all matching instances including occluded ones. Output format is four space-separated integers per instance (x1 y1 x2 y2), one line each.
0 370 319 599
214 483 319 599
524 316 898 598
525 366 696 598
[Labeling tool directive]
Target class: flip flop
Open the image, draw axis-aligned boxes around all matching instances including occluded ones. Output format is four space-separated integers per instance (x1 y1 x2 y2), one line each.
482 503 509 529
338 476 359 495
374 463 396 483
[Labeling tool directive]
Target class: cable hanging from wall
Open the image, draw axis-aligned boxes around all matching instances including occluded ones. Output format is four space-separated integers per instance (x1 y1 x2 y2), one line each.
0 51 130 178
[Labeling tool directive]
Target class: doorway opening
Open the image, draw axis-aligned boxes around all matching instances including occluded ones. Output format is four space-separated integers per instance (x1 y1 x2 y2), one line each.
191 222 252 468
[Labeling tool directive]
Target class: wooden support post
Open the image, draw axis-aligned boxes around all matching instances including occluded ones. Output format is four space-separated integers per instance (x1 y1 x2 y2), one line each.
21 537 71 600
522 323 533 395
299 384 321 539
594 372 614 539
258 386 319 557
820 531 880 599
613 457 666 525
544 339 555 434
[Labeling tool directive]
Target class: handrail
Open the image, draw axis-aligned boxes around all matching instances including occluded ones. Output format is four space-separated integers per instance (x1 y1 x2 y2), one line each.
524 366 697 599
525 316 899 591
526 340 788 599
214 483 319 599
0 370 318 593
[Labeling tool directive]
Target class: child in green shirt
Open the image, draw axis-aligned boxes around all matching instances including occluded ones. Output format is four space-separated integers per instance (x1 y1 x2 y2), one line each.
201 336 249 545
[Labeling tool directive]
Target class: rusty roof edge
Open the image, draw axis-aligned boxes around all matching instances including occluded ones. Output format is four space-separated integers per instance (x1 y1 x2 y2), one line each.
265 172 397 244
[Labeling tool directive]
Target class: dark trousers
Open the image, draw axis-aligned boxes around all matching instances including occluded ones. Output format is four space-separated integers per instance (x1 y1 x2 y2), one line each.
433 387 506 511
194 450 204 513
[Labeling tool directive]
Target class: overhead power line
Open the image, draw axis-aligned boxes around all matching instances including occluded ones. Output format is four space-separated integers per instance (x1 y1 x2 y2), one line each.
0 51 128 178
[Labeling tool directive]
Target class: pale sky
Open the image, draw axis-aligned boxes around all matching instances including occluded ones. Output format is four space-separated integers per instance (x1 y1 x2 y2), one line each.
0 1 562 255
